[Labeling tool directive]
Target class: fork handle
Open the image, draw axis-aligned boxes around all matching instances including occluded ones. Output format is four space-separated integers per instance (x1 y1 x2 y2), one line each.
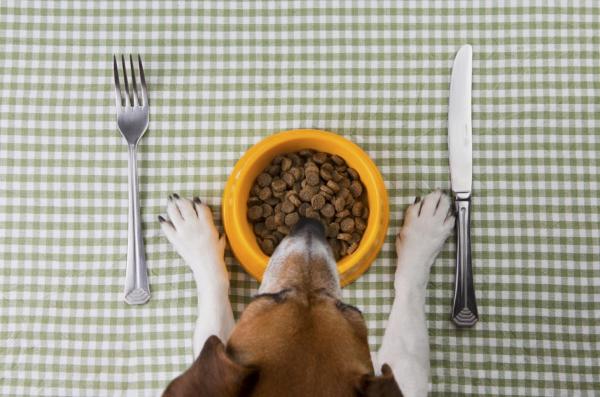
451 194 478 327
124 144 151 304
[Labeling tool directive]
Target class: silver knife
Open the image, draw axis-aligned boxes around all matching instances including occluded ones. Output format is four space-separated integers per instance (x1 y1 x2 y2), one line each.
448 44 479 327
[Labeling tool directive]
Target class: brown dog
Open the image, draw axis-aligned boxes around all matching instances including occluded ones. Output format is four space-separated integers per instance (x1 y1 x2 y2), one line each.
159 191 454 396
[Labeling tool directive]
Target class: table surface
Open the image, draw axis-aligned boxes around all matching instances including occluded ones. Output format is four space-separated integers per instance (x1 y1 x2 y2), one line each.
1 1 599 396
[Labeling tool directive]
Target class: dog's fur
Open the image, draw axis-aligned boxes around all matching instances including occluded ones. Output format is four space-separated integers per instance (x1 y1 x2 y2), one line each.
159 190 454 397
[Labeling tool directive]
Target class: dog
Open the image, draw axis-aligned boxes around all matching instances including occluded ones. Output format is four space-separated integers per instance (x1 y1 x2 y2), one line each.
158 190 454 397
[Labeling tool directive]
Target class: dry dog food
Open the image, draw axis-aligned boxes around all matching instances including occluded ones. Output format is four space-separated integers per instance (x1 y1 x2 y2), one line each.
247 150 368 259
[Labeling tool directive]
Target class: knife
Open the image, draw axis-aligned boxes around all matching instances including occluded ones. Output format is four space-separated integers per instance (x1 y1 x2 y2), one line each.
448 44 479 327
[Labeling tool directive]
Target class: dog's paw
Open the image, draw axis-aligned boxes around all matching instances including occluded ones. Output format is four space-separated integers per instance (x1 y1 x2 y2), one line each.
159 194 226 275
396 190 455 282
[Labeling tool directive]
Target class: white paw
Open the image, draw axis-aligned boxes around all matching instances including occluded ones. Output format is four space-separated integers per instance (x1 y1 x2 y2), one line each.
159 194 226 276
396 190 455 283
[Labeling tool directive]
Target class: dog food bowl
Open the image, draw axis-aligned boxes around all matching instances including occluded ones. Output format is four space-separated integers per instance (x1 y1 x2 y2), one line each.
222 129 389 286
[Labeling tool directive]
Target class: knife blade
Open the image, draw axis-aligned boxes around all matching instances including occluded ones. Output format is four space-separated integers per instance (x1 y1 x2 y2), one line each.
448 44 479 327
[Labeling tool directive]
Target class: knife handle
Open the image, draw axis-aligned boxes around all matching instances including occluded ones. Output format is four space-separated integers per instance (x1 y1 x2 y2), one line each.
451 194 479 327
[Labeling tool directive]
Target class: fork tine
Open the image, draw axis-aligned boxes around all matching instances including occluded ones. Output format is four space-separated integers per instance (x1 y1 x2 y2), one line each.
129 54 140 106
112 55 122 109
138 55 148 106
121 54 133 107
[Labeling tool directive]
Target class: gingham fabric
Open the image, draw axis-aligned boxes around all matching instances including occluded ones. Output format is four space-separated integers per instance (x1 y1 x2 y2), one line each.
1 1 598 396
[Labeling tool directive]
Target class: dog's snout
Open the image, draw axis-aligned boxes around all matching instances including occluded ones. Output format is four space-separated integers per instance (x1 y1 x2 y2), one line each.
289 217 326 239
260 216 340 296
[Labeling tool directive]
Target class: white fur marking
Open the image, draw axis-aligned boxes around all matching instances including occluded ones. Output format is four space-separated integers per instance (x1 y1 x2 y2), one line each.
259 234 340 295
159 197 235 358
377 190 454 397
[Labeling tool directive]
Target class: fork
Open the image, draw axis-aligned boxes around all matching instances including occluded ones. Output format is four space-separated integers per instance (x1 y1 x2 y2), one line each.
113 54 151 305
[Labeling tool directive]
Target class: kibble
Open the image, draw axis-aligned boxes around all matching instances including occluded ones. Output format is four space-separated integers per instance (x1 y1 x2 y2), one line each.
306 171 320 186
290 167 303 181
248 205 263 221
299 202 311 217
332 171 343 182
257 173 272 187
339 241 348 256
273 231 285 242
299 188 314 202
290 153 302 167
254 222 266 235
335 209 351 219
281 157 292 172
282 172 295 186
337 232 353 242
347 242 358 254
281 200 295 214
320 185 334 196
274 212 285 226
248 196 261 206
347 168 359 180
345 195 355 207
260 238 275 255
351 201 363 217
247 149 368 259
261 204 273 218
277 225 290 235
305 161 319 172
334 196 345 212
320 191 333 201
320 163 334 180
362 207 369 220
293 182 302 194
313 152 328 164
265 215 277 230
258 186 272 201
326 180 340 192
327 222 340 238
265 197 279 206
272 179 287 192
355 217 366 232
320 203 335 218
349 180 363 197
340 217 355 233
311 194 326 210
266 164 280 176
305 207 320 219
331 155 345 166
339 187 350 200
284 212 300 226
288 193 302 207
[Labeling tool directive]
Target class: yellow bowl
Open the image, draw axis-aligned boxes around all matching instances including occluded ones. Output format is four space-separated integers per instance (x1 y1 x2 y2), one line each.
222 129 389 286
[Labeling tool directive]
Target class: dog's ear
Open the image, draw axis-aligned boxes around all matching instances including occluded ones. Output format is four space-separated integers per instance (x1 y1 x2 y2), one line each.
163 335 258 397
356 364 403 397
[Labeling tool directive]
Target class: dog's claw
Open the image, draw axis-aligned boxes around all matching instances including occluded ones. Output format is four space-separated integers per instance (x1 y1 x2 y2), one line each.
434 195 442 214
417 199 425 216
444 208 455 223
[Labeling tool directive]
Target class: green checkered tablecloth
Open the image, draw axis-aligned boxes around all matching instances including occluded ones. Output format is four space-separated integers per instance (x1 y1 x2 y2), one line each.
1 1 599 395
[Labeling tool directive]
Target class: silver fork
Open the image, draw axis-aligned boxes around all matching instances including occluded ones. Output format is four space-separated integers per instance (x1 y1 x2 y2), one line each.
113 54 150 305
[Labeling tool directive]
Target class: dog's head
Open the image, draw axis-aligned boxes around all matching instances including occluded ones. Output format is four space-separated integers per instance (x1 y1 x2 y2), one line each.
164 218 402 397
